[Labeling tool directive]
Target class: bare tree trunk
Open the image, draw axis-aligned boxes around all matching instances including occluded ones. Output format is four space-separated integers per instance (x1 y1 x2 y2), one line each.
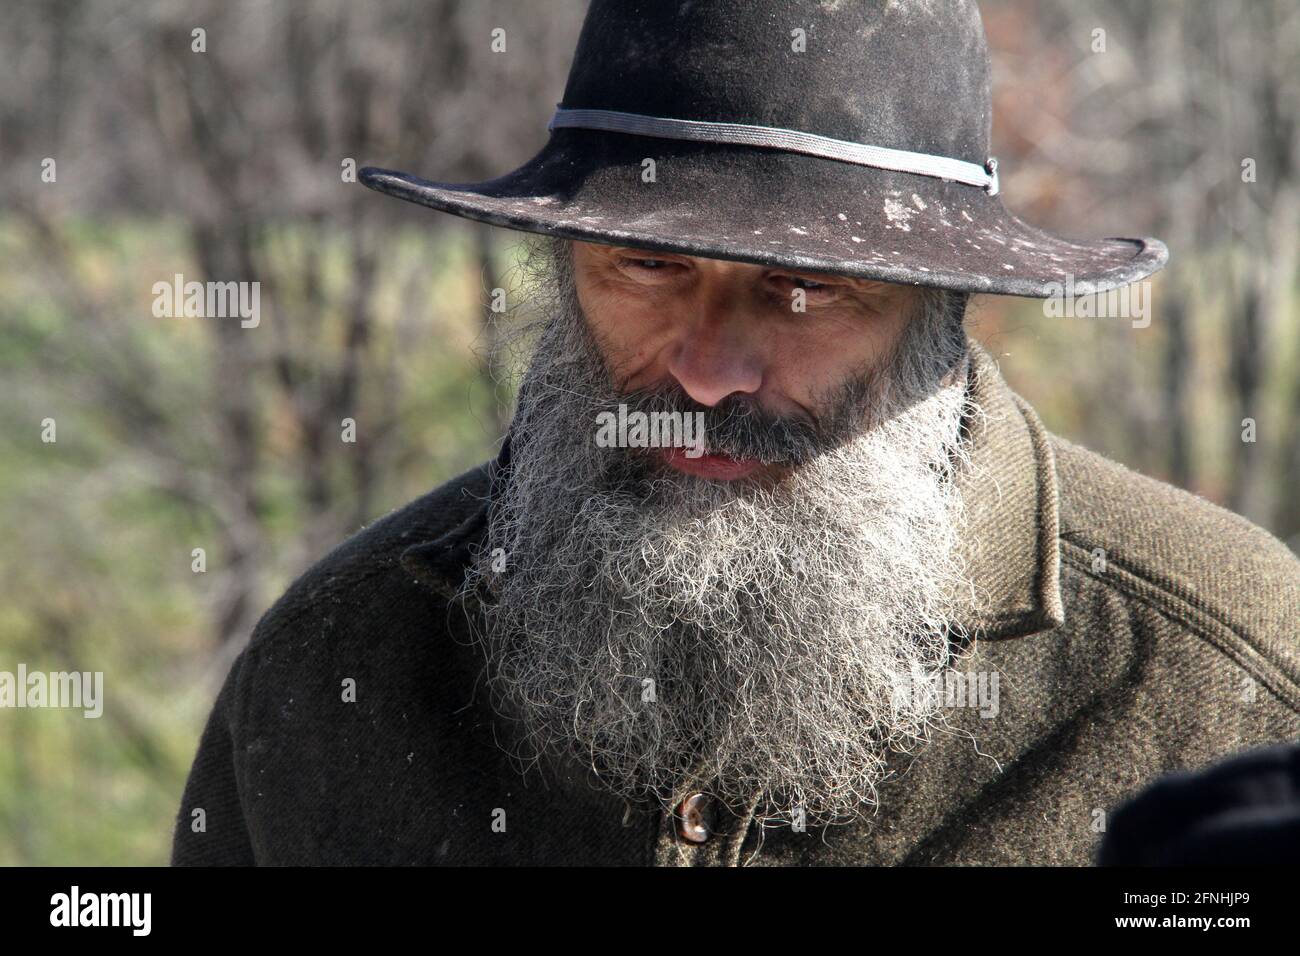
1226 274 1265 516
1161 292 1193 489
193 221 265 649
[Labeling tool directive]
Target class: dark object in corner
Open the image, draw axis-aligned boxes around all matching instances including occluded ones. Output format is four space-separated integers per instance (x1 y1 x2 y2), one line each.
1098 744 1300 865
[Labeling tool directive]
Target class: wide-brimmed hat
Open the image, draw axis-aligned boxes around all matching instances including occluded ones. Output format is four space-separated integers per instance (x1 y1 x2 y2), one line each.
360 0 1167 297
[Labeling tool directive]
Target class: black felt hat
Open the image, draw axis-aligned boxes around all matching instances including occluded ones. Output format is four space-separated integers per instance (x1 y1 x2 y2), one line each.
360 0 1167 297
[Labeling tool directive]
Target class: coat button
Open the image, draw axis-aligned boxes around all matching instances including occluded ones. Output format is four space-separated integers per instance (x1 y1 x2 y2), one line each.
677 792 711 843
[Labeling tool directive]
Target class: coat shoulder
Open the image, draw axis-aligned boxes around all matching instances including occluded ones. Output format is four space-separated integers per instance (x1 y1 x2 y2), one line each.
246 460 492 652
1049 434 1300 681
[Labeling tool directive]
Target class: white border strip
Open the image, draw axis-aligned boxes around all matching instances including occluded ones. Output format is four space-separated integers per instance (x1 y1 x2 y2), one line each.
549 107 999 195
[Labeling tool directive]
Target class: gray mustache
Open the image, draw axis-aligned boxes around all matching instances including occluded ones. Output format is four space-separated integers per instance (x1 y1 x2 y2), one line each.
609 384 829 466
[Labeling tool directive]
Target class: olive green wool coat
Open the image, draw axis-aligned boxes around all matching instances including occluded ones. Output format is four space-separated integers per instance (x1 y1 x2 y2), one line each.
172 344 1300 866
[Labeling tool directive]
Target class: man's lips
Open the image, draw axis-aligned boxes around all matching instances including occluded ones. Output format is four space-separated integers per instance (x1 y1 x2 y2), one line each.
658 447 763 480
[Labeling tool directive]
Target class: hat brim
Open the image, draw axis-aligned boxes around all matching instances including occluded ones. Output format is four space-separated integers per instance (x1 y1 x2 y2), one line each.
360 129 1166 298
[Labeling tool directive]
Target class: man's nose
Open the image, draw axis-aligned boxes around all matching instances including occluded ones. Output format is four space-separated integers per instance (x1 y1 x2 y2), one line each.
663 301 765 408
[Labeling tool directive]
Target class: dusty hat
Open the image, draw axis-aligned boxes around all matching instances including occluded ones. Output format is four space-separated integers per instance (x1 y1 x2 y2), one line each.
360 0 1167 297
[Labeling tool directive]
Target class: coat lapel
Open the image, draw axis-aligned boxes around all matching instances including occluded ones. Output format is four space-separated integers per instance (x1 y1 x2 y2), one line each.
951 342 1065 640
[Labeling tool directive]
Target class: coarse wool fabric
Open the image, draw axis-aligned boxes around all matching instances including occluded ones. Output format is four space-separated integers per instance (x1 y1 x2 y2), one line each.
171 343 1300 865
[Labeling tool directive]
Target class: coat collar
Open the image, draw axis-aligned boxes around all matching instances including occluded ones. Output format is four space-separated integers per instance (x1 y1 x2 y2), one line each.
950 341 1065 639
401 340 1064 641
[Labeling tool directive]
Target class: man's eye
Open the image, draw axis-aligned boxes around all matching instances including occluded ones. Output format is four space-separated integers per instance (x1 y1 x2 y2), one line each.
773 274 837 296
625 257 670 270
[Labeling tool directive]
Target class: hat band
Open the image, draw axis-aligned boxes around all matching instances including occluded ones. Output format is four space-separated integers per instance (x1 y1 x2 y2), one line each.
548 107 1000 195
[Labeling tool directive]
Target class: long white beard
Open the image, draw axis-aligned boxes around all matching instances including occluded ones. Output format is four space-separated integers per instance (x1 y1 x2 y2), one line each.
461 246 979 825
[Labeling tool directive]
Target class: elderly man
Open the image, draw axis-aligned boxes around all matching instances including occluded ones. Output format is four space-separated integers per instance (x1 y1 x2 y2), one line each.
173 0 1300 865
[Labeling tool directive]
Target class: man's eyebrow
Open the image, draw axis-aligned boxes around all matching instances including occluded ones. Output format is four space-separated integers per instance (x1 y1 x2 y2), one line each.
600 248 896 293
610 245 679 258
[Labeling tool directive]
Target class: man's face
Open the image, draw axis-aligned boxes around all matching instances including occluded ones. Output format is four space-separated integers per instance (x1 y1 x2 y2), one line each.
464 236 976 825
571 240 922 481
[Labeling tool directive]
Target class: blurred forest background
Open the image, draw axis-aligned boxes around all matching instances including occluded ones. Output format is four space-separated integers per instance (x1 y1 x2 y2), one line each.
1 0 1297 864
